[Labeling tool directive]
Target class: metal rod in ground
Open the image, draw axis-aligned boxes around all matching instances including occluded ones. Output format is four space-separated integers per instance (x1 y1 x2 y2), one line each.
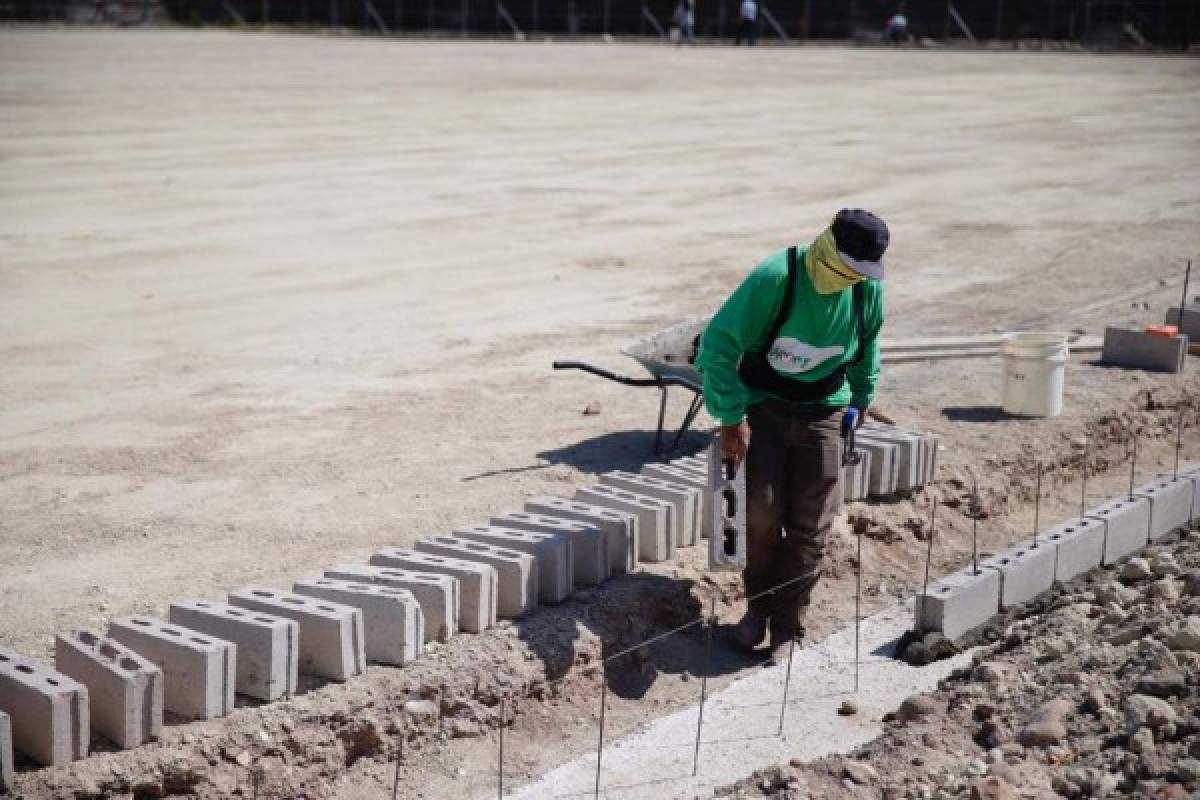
1080 438 1088 521
1129 433 1138 499
971 474 980 574
777 636 797 737
692 595 716 777
1178 259 1192 330
392 728 403 800
1175 402 1185 479
854 532 862 693
1032 460 1042 547
594 646 608 800
497 697 506 800
921 498 939 600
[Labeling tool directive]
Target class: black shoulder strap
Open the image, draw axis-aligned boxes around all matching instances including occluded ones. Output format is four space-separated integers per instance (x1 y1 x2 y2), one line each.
762 246 798 348
851 281 867 366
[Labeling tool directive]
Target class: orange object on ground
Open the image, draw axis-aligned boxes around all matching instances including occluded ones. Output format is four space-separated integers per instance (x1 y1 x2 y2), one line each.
1146 324 1179 337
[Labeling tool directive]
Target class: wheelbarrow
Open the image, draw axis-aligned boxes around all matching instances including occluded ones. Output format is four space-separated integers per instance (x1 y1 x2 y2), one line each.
553 316 711 456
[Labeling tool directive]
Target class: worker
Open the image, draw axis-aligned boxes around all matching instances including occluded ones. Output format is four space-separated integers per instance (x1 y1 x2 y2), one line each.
736 0 757 45
695 209 888 664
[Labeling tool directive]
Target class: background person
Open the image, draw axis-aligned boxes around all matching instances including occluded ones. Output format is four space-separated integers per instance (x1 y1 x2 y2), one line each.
737 0 757 45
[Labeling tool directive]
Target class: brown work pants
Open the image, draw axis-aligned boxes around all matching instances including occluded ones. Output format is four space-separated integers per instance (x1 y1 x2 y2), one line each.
744 398 843 640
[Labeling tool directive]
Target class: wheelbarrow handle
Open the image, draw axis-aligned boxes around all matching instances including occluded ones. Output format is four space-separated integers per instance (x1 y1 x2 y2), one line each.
552 360 703 394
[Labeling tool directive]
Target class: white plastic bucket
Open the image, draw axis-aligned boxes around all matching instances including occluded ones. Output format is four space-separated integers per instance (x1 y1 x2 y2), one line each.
1001 332 1070 418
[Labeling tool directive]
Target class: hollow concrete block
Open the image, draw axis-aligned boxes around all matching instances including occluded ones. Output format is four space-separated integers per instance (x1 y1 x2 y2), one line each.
1042 517 1106 583
1085 496 1151 565
1166 305 1200 340
921 433 940 485
858 428 922 491
491 511 609 585
323 564 457 643
0 646 89 766
370 547 496 633
856 439 899 496
673 455 707 472
574 485 672 563
0 711 12 793
840 449 872 504
523 496 638 575
708 437 747 571
54 631 162 750
599 471 700 547
1135 477 1196 540
292 578 423 667
228 587 365 682
640 463 711 540
915 565 1000 641
455 525 572 605
108 615 235 721
981 539 1057 609
1101 327 1187 373
413 536 537 619
168 601 298 702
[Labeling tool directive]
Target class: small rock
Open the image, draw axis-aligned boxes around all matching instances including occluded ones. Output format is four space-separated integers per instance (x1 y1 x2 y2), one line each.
964 759 988 777
838 699 859 716
968 776 1016 800
1121 558 1153 583
448 718 482 738
1173 757 1200 783
1082 688 1109 714
403 699 439 720
843 761 879 785
1181 571 1200 597
1124 694 1178 732
1167 617 1200 652
973 662 1007 683
582 402 601 416
234 750 252 767
897 695 940 722
1135 670 1187 698
1150 554 1180 577
1129 727 1155 754
1018 698 1073 747
1148 578 1180 602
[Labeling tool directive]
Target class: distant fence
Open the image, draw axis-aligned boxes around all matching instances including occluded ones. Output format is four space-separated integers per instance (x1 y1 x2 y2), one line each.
3 0 1197 49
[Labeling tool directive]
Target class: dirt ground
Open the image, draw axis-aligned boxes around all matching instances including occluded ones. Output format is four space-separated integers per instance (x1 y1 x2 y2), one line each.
2 29 1200 799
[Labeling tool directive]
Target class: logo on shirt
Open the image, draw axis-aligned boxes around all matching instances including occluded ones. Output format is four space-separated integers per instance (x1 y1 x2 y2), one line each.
766 339 845 374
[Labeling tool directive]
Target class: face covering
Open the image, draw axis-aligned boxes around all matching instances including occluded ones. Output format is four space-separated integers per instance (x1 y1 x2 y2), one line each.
806 227 864 294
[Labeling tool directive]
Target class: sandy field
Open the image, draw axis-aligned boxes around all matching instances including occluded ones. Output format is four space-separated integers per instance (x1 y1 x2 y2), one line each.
2 29 1200 798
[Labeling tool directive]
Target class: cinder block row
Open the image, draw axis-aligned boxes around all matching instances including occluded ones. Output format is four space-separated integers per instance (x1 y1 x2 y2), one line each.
491 511 608 585
1085 496 1151 564
640 463 712 540
600 471 701 547
55 631 163 750
523 496 638 576
1043 517 1106 583
293 578 423 667
1135 477 1196 541
1101 327 1188 373
1 711 12 793
981 540 1056 609
369 548 496 633
456 525 573 604
168 601 298 702
324 565 457 643
575 485 672 563
108 616 235 721
707 437 746 571
414 536 537 619
0 646 89 766
914 565 1000 641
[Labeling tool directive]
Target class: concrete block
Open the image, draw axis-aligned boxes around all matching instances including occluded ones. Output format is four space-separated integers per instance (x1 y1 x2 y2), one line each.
455 525 572 605
323 565 457 643
108 615 235 721
1165 305 1200 340
414 536 537 618
228 587 365 682
858 428 922 491
0 646 88 766
491 511 609 585
640 463 712 540
575 484 673 563
293 578 423 667
1042 517 1106 583
370 547 496 633
708 437 747 571
981 539 1057 609
599 470 700 546
915 565 1000 640
523 496 638 575
1101 327 1187 373
1135 477 1196 540
856 439 899 496
1085 496 1151 564
1 711 12 794
667 458 708 481
168 601 298 702
54 631 162 749
673 455 707 471
840 449 872 504
921 433 940 485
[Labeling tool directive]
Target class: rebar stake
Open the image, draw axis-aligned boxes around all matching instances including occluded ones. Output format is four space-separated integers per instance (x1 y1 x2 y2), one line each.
1178 260 1192 331
1032 461 1042 548
921 498 938 601
1129 433 1138 499
498 696 506 800
692 595 716 777
971 475 980 575
392 726 404 800
594 645 608 800
854 531 862 693
1079 438 1088 522
777 636 797 737
1175 402 1185 479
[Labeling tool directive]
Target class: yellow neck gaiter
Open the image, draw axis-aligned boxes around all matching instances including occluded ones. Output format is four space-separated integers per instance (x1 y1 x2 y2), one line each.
806 227 864 295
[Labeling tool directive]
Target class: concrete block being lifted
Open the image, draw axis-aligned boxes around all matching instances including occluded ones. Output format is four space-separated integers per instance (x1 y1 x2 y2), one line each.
1135 477 1196 540
1085 495 1151 564
915 565 1000 641
1166 305 1200 340
600 470 700 547
0 646 89 766
856 439 899 496
168 601 298 702
456 525 572 605
414 536 537 619
370 547 496 633
1101 327 1187 373
1043 517 1106 583
229 587 365 682
981 540 1057 609
708 437 747 571
55 631 162 749
491 511 609 585
293 578 423 667
523 496 638 576
575 484 673 563
840 449 872 504
108 615 235 721
323 565 457 643
858 428 922 491
641 463 712 540
1 711 12 793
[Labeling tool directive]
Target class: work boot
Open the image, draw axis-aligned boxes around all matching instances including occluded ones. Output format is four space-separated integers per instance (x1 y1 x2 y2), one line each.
730 608 768 651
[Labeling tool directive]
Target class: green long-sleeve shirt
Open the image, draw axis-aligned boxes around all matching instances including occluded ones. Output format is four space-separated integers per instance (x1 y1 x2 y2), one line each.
695 245 884 426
